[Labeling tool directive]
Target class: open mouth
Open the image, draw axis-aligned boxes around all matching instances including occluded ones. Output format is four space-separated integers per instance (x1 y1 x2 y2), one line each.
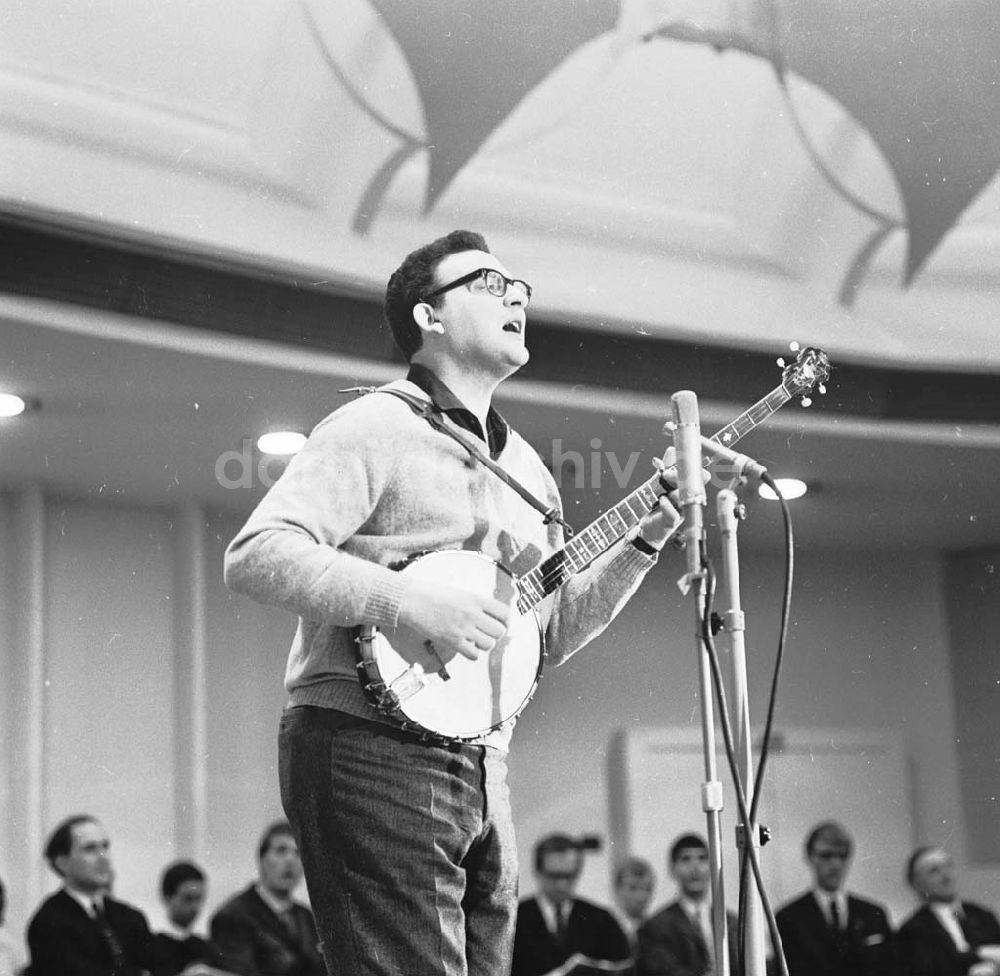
502 319 523 334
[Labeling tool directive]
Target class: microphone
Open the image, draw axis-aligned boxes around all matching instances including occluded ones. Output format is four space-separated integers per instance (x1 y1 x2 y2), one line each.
671 391 706 507
660 425 768 487
698 435 768 481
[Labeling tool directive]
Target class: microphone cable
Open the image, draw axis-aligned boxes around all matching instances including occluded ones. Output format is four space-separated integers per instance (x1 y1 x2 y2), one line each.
738 471 795 970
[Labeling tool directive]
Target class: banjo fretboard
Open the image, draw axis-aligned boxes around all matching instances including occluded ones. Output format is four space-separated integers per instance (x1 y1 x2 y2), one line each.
515 382 800 613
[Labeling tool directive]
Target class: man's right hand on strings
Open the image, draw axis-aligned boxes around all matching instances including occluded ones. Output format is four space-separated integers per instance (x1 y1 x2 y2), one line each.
398 578 511 660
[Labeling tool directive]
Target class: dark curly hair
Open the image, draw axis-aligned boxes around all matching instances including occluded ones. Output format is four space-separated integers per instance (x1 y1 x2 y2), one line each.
383 229 489 361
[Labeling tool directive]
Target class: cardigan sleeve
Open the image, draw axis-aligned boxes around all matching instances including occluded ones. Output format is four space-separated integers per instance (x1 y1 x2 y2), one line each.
223 400 408 629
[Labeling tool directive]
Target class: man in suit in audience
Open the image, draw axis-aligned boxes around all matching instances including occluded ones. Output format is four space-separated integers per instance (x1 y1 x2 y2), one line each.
775 821 897 976
152 860 231 976
636 832 737 976
26 813 157 976
612 857 656 950
209 822 323 976
899 846 1000 976
512 833 631 976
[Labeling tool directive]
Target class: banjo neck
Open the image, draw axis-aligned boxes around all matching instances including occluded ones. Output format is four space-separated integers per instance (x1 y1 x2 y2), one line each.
515 381 799 614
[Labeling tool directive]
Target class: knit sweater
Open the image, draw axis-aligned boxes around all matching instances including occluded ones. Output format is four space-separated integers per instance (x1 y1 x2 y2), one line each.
223 379 657 751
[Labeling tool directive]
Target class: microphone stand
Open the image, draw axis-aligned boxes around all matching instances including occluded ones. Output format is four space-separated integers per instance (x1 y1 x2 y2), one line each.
671 391 731 976
716 487 768 976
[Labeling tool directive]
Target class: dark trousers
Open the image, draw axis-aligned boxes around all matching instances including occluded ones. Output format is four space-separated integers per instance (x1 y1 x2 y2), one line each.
278 705 518 976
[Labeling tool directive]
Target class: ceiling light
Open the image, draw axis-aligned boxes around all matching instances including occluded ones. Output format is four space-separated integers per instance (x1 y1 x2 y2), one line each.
256 430 307 456
0 394 27 418
759 478 808 501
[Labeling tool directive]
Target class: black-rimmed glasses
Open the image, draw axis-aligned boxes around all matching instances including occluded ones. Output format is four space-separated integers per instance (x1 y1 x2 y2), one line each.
423 267 532 306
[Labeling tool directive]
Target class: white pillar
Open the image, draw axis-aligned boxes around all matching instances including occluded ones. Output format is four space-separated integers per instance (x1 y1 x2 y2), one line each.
172 501 208 857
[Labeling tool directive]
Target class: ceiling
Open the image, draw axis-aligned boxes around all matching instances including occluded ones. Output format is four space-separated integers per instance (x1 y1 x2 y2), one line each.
2 1 999 554
2 0 1000 369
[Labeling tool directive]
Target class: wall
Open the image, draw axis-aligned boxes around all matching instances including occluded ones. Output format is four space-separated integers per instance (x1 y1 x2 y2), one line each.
509 544 974 921
0 491 292 947
0 486 995 957
943 547 1000 864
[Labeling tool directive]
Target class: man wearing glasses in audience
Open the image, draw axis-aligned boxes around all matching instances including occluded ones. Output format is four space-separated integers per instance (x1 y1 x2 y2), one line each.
775 821 898 976
513 833 631 976
225 230 680 976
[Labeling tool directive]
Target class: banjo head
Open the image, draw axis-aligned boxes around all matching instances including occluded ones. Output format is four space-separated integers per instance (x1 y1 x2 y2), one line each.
361 550 544 740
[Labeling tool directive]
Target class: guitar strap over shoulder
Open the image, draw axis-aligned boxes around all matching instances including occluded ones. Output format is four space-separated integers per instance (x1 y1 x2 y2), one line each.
358 385 574 537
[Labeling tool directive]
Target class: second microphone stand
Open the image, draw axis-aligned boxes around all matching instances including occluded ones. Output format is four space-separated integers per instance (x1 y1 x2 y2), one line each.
717 487 768 976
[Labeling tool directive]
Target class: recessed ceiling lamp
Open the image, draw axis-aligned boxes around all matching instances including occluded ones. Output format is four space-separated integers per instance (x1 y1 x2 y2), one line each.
257 430 307 456
759 478 808 501
0 393 27 418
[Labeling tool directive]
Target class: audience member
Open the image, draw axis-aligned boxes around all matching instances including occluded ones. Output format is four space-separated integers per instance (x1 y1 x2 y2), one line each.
209 821 323 976
512 833 631 976
899 846 1000 976
774 821 896 976
26 813 156 976
0 875 26 976
636 832 737 976
612 857 656 948
152 860 230 976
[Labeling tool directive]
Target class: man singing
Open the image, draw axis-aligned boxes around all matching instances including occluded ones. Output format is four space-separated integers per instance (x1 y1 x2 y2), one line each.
225 230 680 975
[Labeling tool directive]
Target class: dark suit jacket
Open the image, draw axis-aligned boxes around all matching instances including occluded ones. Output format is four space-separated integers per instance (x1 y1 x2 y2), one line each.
512 896 631 976
209 885 324 976
26 888 156 976
898 901 1000 976
636 900 738 976
151 931 226 976
775 891 897 976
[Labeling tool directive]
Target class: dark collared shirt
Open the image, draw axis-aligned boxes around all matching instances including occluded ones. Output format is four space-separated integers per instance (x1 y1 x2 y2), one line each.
406 363 509 459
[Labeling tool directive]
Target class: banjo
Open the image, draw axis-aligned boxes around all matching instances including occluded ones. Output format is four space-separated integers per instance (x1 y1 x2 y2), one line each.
355 346 830 740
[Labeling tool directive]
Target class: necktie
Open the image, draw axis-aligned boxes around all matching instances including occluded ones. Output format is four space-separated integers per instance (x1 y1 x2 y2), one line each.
830 898 842 932
93 900 126 973
279 908 300 944
555 904 569 946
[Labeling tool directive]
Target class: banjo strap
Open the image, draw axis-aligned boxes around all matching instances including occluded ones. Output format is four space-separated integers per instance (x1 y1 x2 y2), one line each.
359 385 575 537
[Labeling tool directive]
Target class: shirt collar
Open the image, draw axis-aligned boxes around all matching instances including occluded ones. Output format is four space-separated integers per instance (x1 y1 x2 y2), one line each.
931 900 964 919
930 901 969 951
680 896 710 921
254 883 293 916
165 919 197 940
64 886 100 916
813 889 847 919
611 906 642 937
405 363 508 457
535 894 572 934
